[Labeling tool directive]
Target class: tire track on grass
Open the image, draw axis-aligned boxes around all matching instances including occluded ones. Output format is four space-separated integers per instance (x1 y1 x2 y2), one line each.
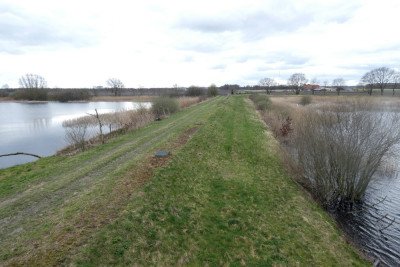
0 99 215 209
0 98 219 240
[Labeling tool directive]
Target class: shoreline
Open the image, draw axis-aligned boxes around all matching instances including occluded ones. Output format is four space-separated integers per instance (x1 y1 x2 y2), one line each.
0 95 155 103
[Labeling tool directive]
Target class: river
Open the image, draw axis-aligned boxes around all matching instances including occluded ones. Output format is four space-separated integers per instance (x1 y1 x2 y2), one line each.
0 101 150 169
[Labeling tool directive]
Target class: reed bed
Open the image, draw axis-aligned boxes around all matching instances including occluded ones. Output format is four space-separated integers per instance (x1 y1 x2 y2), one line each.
177 96 205 109
254 95 400 207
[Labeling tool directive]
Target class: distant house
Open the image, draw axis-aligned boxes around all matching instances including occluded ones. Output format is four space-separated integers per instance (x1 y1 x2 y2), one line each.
303 84 321 91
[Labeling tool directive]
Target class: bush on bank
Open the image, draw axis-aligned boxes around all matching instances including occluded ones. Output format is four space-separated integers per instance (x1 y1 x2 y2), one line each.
152 97 179 117
249 94 272 111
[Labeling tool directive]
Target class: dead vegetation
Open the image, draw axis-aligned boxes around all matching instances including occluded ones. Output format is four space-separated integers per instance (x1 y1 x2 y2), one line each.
255 96 400 206
60 97 205 155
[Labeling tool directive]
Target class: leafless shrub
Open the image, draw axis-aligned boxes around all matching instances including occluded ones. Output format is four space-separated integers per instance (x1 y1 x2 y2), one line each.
261 101 295 142
63 122 90 151
88 109 105 144
293 100 400 205
62 105 154 152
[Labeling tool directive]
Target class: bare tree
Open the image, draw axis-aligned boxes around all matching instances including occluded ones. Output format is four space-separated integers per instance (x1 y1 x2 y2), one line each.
323 80 329 95
332 78 346 95
88 109 105 144
106 78 125 96
392 72 400 96
310 78 320 95
259 77 276 94
310 78 319 85
19 73 47 88
373 67 395 96
288 73 307 95
361 71 376 95
361 67 395 96
63 120 89 151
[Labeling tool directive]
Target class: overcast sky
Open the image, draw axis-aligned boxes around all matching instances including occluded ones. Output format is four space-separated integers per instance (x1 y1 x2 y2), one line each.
1 0 400 88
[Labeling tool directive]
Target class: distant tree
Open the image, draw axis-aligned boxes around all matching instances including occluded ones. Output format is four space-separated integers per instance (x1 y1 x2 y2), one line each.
186 86 205 96
360 67 396 96
220 84 240 95
106 78 124 96
332 78 346 95
392 72 400 96
288 73 307 95
259 77 276 94
2 84 9 89
207 84 218 97
372 67 395 96
323 80 329 95
19 73 47 89
360 71 376 95
310 78 319 85
310 78 320 95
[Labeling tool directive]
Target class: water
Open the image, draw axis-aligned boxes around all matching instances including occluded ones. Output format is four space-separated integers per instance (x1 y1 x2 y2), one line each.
331 157 400 266
0 101 150 169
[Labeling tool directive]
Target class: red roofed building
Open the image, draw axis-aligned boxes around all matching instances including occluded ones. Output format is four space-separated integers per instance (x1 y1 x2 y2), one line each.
303 84 321 90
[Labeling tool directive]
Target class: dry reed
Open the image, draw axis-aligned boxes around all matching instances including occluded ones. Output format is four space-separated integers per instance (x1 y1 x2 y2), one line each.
261 96 400 206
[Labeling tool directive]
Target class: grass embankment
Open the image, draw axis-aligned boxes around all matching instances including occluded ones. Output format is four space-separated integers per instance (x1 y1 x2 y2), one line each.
0 96 368 266
76 96 367 266
0 97 220 265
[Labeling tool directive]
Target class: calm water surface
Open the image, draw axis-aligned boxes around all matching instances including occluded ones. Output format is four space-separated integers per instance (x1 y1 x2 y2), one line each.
0 101 150 169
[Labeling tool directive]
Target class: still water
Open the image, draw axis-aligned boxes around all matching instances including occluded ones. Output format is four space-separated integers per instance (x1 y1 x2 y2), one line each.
0 101 150 169
332 167 400 266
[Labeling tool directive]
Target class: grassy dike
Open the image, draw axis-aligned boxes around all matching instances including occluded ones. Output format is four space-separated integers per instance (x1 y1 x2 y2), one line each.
72 96 368 266
0 96 369 266
0 97 220 265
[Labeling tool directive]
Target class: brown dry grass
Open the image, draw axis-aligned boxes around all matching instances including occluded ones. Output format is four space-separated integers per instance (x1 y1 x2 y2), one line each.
0 97 13 102
177 96 203 109
91 96 154 102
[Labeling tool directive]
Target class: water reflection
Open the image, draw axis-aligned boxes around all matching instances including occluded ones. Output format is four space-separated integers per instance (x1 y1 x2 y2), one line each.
332 163 400 266
0 102 150 169
28 117 52 130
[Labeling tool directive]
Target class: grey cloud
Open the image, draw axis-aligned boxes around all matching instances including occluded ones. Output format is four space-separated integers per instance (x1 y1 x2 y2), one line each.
258 52 310 68
176 38 226 54
175 3 359 41
175 11 312 40
182 55 194 62
211 64 226 70
177 16 238 33
0 3 98 54
236 57 248 63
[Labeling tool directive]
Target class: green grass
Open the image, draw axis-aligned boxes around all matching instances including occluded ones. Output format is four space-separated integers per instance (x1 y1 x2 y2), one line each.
70 96 368 266
0 97 221 265
0 96 368 266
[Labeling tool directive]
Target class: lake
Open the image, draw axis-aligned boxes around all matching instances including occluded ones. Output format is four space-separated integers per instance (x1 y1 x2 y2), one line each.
0 101 150 169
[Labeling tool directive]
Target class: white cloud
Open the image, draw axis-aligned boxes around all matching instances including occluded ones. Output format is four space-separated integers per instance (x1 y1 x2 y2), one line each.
0 0 399 87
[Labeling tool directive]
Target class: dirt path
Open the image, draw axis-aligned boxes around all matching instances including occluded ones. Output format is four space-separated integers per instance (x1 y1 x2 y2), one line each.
0 97 222 264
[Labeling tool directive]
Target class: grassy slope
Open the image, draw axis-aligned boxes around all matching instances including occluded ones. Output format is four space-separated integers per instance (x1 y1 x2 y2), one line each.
74 96 368 266
0 97 220 265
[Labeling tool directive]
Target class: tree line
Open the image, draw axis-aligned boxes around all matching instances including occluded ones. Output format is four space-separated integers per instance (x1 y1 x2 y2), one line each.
259 66 400 96
3 67 400 100
1 74 219 101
